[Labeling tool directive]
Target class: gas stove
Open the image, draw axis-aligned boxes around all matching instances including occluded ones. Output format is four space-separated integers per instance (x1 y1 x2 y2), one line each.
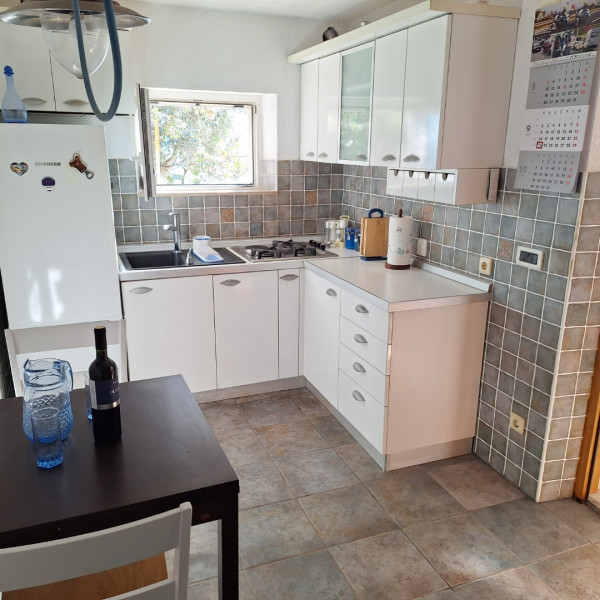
229 239 338 262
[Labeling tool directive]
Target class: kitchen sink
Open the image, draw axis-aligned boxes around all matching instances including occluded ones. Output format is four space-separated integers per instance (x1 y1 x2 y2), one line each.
119 248 246 270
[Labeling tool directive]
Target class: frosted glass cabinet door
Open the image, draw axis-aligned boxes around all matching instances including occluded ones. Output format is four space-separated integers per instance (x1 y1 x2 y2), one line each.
317 53 340 163
370 30 407 168
338 43 374 164
300 61 319 161
400 15 450 171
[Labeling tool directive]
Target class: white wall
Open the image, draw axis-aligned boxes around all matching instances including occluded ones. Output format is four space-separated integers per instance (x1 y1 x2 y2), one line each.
126 2 339 159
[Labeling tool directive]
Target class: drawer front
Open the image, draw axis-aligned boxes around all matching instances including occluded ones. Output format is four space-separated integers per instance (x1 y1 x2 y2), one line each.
338 371 385 452
340 316 389 374
339 344 388 405
341 289 390 343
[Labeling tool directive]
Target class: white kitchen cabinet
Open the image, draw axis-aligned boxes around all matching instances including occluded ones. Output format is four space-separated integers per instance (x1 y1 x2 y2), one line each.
338 42 374 165
400 14 516 170
300 61 318 161
278 268 300 379
317 53 340 163
121 276 217 393
0 22 134 115
214 271 278 389
370 30 407 169
303 269 340 408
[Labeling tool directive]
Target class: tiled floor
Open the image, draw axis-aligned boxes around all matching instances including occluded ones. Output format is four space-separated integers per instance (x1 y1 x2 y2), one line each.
174 387 600 599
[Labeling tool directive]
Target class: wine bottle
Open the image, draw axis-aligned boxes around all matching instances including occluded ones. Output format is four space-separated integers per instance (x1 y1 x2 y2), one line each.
89 325 121 443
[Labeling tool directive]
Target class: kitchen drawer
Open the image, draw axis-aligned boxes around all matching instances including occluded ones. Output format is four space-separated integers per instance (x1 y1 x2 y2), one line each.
339 344 388 406
341 289 390 343
340 316 389 374
338 371 386 452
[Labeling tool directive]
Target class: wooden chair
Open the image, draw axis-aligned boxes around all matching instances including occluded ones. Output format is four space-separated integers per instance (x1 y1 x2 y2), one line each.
0 502 192 600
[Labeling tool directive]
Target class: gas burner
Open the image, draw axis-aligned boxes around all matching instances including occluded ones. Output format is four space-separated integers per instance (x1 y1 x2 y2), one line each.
229 239 338 262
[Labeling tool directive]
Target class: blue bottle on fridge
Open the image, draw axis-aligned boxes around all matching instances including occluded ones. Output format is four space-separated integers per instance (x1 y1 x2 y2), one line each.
1 65 27 123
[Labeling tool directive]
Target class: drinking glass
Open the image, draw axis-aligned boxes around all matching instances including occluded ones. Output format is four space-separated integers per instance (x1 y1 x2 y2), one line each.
31 406 63 469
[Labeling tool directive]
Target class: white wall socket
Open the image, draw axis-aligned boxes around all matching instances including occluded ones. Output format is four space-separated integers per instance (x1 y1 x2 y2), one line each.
510 412 526 435
479 256 493 276
416 238 428 257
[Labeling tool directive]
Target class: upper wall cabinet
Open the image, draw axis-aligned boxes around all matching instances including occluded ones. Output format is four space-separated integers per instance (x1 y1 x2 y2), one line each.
0 22 135 115
338 43 374 165
300 61 318 160
317 53 340 163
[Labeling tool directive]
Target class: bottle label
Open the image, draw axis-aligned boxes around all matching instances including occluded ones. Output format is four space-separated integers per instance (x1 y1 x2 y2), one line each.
90 378 120 410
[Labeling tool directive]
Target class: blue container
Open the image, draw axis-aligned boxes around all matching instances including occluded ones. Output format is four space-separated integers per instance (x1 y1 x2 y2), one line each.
345 227 356 249
354 230 361 251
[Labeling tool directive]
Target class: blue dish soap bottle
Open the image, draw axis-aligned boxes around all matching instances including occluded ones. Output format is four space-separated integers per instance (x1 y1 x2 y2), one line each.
1 65 27 123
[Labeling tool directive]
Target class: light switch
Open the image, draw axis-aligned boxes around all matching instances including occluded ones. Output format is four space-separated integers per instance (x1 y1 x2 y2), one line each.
516 246 544 270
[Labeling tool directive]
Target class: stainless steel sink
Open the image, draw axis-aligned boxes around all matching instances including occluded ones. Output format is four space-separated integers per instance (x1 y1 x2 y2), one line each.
119 248 246 270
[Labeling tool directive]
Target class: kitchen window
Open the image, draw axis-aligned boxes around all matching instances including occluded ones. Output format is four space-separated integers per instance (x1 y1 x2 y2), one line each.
139 87 275 196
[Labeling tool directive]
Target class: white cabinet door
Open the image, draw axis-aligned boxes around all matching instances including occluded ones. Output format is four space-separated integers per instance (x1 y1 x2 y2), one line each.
52 33 135 114
214 271 278 389
400 16 450 171
300 61 318 161
0 22 55 112
279 268 300 379
370 30 407 169
121 277 217 393
317 53 340 163
338 42 374 164
303 269 340 408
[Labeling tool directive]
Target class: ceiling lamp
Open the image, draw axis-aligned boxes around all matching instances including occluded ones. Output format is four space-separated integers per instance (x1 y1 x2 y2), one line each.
0 0 150 122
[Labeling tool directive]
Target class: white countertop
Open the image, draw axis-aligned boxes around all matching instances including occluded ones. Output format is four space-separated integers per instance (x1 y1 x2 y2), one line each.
304 258 491 312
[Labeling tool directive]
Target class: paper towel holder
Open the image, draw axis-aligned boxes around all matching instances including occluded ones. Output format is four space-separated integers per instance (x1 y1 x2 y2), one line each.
385 209 412 271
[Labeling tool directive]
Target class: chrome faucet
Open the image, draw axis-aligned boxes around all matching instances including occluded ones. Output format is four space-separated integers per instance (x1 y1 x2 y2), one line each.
163 212 182 253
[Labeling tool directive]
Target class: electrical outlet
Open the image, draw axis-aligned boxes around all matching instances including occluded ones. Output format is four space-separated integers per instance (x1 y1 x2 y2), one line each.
479 256 493 276
510 412 526 435
416 238 428 257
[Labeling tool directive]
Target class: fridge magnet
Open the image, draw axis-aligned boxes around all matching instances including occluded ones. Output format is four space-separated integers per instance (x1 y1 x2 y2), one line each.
41 176 56 191
69 153 94 179
10 161 28 175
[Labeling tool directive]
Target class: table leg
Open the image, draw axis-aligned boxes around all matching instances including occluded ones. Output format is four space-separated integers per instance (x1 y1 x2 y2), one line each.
218 495 239 600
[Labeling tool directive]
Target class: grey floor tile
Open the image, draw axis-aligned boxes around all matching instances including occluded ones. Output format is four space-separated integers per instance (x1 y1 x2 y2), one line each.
240 396 306 427
544 498 600 543
335 442 397 482
405 513 521 586
236 459 295 510
366 467 465 527
454 567 560 600
187 572 254 600
200 399 249 432
310 414 356 446
245 550 355 600
329 530 447 600
214 425 270 467
276 448 360 497
239 499 323 568
255 419 329 458
529 545 600 599
474 498 588 562
291 392 331 418
298 483 398 546
427 457 524 510
415 592 459 600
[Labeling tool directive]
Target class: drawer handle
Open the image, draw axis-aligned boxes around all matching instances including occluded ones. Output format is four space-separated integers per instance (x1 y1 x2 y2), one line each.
326 288 337 297
129 286 153 294
402 154 420 163
355 304 369 314
63 98 90 107
355 154 367 161
352 390 365 402
280 274 299 281
353 362 366 373
382 154 397 161
306 151 315 157
318 152 328 158
22 97 49 105
354 334 367 344
220 279 241 287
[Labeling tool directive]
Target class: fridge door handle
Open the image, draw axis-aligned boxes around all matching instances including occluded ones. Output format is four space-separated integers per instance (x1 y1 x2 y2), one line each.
129 286 153 295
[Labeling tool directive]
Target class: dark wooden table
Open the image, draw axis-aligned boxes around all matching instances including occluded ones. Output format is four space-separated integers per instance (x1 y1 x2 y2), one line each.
0 375 239 600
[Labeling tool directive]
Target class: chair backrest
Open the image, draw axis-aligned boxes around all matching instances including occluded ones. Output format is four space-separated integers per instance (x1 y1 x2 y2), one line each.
0 502 192 600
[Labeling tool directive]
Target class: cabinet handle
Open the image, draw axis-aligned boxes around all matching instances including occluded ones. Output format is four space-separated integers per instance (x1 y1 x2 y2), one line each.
325 288 337 297
355 304 369 314
129 286 153 294
354 334 367 344
63 99 90 107
402 154 421 163
355 154 367 161
22 97 49 106
382 154 397 161
352 390 365 402
318 152 328 158
306 152 315 158
280 274 299 281
220 279 241 286
353 362 366 373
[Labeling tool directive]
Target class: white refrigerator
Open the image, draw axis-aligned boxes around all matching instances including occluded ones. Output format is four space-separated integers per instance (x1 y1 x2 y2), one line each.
0 123 122 330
